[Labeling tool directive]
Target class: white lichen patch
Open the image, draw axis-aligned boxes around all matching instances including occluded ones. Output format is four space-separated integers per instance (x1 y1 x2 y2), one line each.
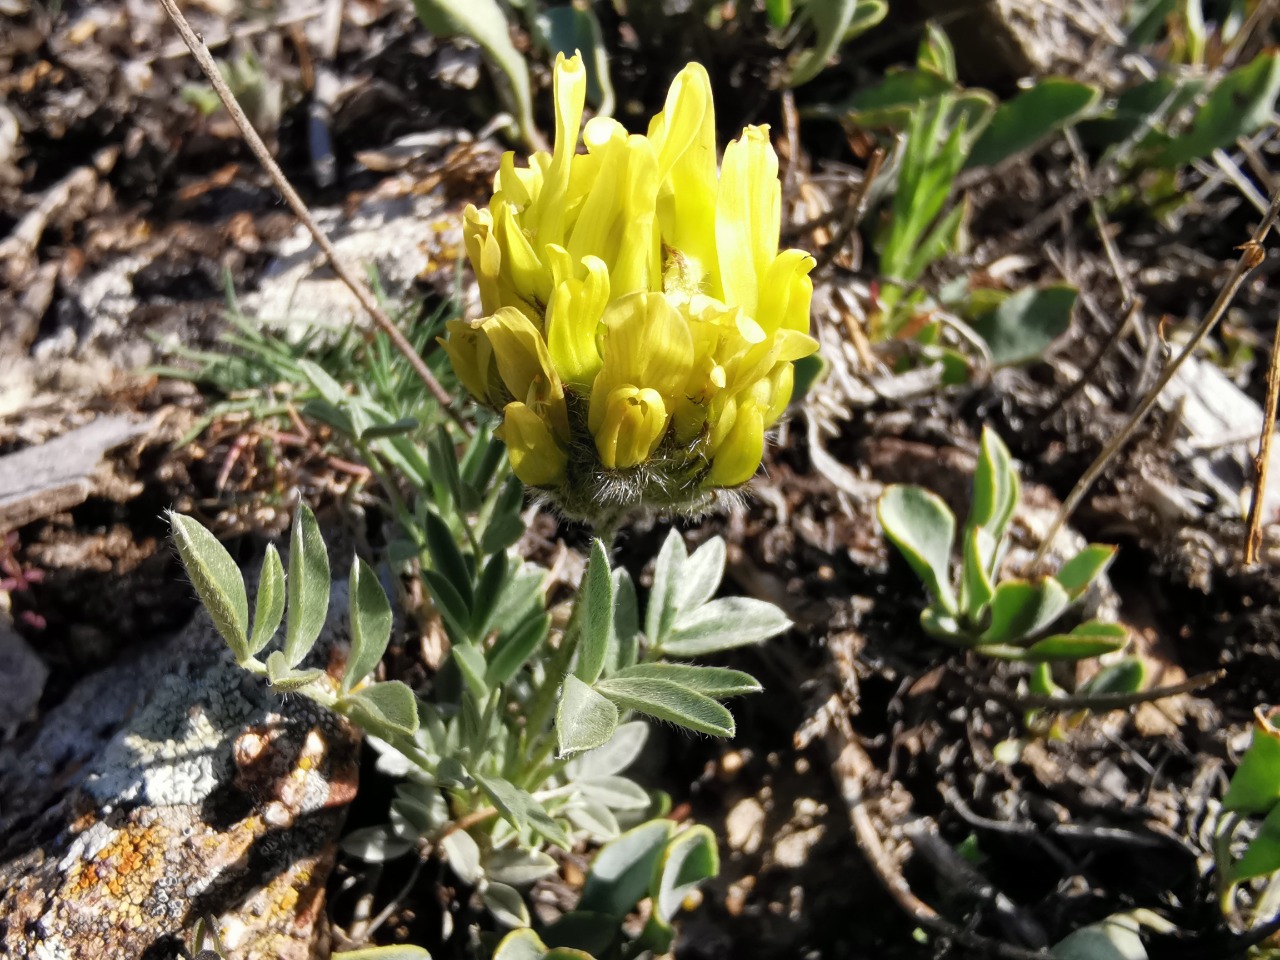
85 659 263 807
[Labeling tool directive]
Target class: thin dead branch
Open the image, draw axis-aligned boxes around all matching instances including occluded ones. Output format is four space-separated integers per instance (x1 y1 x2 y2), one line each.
1245 314 1280 563
1032 181 1280 566
155 0 469 433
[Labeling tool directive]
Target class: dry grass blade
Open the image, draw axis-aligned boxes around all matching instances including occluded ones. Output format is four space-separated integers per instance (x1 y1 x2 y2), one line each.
155 0 469 433
1032 181 1280 567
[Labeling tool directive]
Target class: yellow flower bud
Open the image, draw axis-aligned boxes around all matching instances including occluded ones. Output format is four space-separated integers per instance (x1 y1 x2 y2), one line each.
498 401 567 486
594 386 669 469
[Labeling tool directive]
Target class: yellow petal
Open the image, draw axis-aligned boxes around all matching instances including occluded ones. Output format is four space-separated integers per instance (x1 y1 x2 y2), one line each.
494 199 551 307
593 386 669 470
439 318 497 403
481 308 568 439
546 254 609 389
588 292 693 434
716 125 781 318
498 401 567 486
648 63 719 296
759 361 795 427
756 248 815 335
706 400 764 487
525 53 586 250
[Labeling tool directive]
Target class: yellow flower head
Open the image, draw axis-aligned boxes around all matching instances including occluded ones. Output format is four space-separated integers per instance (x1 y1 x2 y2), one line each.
444 53 818 522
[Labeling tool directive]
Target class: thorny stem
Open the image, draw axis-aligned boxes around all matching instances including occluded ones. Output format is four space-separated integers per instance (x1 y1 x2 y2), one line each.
155 0 470 435
1032 180 1280 567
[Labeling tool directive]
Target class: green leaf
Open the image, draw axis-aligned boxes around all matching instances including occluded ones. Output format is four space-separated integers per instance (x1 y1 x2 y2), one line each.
787 0 860 87
1077 655 1146 698
565 720 648 779
978 578 1071 646
1223 708 1280 815
471 550 509 639
359 418 419 440
1229 802 1280 883
958 526 995 618
298 358 347 407
918 21 956 82
965 78 1100 169
608 663 761 699
877 485 957 614
653 825 719 923
169 511 249 661
486 611 549 686
1019 621 1128 662
1055 544 1117 599
424 509 473 608
264 649 325 691
284 502 331 668
441 827 483 885
486 848 559 887
343 557 394 693
533 4 614 114
248 544 285 656
970 285 1078 367
766 0 792 27
426 426 469 513
492 929 549 960
574 539 613 685
557 675 619 758
340 825 414 863
593 676 735 738
676 537 726 613
412 0 535 147
577 776 651 811
645 530 686 646
579 819 673 917
452 642 489 699
481 476 526 554
472 771 571 849
333 948 433 960
422 568 472 643
483 881 531 929
659 597 791 657
969 426 1018 545
344 681 420 736
608 567 640 674
832 68 956 129
1154 52 1280 167
1052 913 1149 960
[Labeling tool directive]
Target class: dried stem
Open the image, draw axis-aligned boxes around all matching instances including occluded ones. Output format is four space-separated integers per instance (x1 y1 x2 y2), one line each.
1245 311 1280 563
1032 181 1280 566
983 669 1224 712
155 0 469 433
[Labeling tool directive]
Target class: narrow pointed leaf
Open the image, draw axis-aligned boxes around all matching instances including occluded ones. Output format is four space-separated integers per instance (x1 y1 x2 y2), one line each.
344 556 394 692
169 512 249 661
574 539 613 685
1055 544 1117 599
659 597 790 657
676 537 726 613
1022 621 1127 662
645 530 687 645
284 503 331 668
593 676 734 737
608 663 761 699
1077 656 1146 698
248 544 285 655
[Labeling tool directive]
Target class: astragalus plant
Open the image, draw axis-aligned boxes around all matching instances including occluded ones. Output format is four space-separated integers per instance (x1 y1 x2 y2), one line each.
170 52 812 960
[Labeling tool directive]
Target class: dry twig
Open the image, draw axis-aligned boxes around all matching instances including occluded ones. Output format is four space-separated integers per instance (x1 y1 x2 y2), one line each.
1032 182 1280 566
155 0 468 433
